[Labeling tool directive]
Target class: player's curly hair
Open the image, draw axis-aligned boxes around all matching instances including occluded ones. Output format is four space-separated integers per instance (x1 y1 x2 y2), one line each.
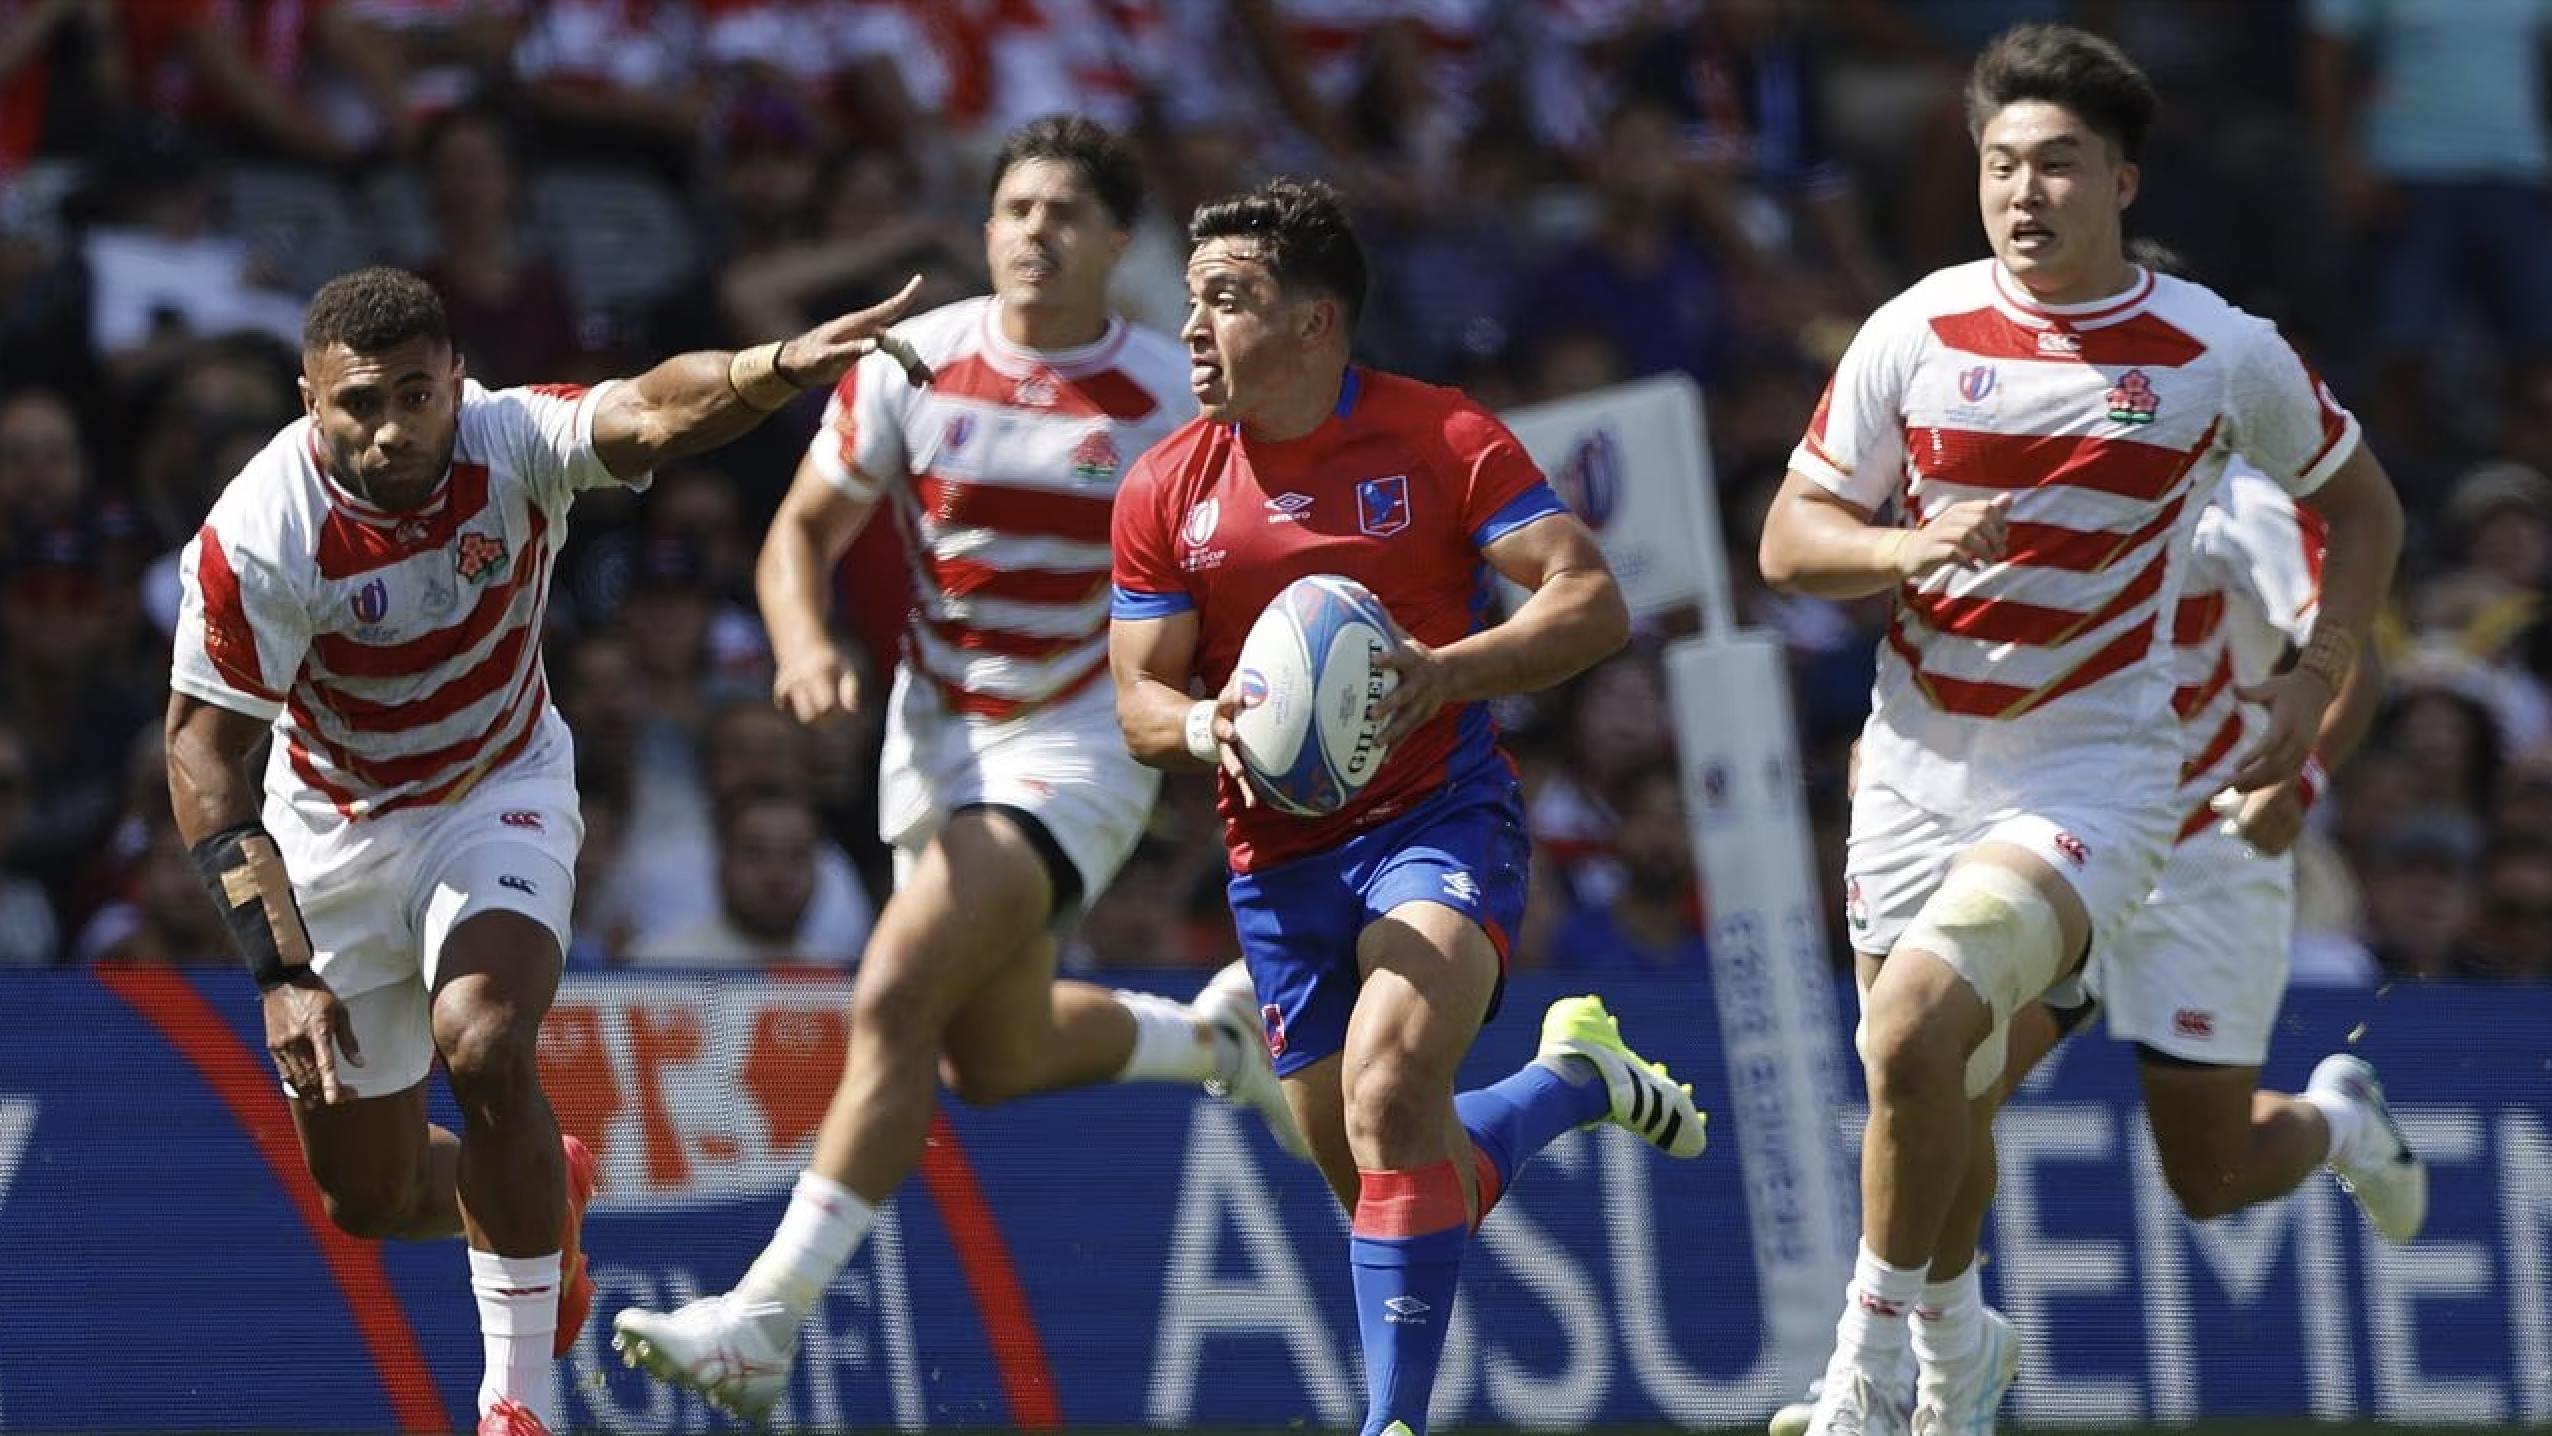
302 266 449 357
1189 176 1368 329
1966 23 2158 163
990 114 1146 229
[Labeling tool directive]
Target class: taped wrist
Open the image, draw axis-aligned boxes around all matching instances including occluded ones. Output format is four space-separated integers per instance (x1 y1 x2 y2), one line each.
2294 626 2357 695
1184 700 1222 764
190 822 314 991
727 341 805 413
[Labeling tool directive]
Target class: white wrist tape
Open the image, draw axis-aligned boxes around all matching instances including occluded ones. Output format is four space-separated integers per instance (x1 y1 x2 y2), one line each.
1183 700 1221 763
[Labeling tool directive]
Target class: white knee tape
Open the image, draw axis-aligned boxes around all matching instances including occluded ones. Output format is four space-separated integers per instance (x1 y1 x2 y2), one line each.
1897 863 2064 1099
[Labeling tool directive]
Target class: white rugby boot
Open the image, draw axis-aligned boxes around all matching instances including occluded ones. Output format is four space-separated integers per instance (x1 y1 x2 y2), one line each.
1195 960 1311 1159
612 1293 796 1418
2309 1053 2428 1243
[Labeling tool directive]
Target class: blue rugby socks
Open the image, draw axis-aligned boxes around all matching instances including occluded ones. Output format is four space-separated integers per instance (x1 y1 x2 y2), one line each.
1350 1162 1469 1436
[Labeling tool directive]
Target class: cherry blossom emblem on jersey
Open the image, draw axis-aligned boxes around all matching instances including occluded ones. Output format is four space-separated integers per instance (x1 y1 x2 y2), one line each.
2105 370 2160 425
454 530 510 584
1070 427 1119 482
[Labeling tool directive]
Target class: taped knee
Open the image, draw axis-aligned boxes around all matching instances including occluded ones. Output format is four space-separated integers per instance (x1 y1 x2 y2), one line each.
1898 864 2064 1099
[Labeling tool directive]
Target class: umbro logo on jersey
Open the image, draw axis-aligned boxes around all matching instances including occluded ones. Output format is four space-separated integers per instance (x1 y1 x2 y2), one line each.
1265 492 1314 522
1441 871 1480 905
1384 1296 1431 1322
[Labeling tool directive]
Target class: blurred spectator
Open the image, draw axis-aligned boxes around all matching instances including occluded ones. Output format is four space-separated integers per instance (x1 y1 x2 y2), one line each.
71 120 306 389
611 526 769 746
624 784 868 967
1628 0 1894 324
0 714 58 966
1510 97 1739 390
0 384 84 543
1360 123 1534 382
2369 671 2505 820
2305 0 2552 489
2470 839 2552 980
411 102 584 386
1068 835 1195 971
0 0 116 172
134 336 302 633
0 513 149 906
2487 749 2552 849
600 694 875 960
1545 759 1708 971
2436 458 2552 593
1528 643 1673 907
2358 808 2489 979
293 0 525 158
114 0 367 165
508 0 713 174
75 813 225 967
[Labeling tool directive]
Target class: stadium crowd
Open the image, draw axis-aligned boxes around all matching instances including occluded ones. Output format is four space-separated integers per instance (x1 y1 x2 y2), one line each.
0 0 2544 984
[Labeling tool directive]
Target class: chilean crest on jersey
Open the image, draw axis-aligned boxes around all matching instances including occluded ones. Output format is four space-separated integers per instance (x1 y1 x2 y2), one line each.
1356 475 1411 537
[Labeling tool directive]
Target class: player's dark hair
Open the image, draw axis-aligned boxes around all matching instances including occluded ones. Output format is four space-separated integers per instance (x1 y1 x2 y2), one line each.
303 266 449 357
1189 176 1368 330
989 114 1146 230
1966 23 2158 163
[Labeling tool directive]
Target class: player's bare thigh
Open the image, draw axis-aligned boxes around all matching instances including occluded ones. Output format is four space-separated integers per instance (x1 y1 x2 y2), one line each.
1340 901 1500 1155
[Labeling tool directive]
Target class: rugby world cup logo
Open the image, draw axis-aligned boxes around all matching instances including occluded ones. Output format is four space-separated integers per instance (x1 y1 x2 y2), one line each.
1958 365 1997 403
351 578 389 625
1180 498 1221 549
1237 668 1269 708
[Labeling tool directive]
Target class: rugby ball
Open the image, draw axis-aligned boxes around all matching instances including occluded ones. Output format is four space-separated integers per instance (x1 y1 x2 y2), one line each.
1229 574 1402 816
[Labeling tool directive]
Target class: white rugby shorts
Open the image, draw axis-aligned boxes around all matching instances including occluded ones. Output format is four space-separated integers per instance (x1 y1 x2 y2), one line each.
877 666 1159 917
264 719 581 1099
1843 780 2175 1002
2088 823 2295 1066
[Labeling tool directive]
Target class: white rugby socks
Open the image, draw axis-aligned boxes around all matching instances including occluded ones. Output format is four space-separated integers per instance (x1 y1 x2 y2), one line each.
469 1249 560 1423
738 1170 877 1322
1111 989 1220 1083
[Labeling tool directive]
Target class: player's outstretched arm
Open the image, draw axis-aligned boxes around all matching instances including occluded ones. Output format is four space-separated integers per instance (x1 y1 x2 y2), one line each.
168 693 363 1104
588 274 928 480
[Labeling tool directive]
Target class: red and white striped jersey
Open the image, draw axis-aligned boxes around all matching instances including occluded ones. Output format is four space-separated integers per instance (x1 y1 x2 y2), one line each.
173 380 635 822
1791 260 2358 816
811 295 1192 724
2171 462 2324 841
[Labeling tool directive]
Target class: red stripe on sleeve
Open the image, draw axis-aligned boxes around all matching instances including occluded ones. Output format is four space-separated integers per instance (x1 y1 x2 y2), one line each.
194 527 278 701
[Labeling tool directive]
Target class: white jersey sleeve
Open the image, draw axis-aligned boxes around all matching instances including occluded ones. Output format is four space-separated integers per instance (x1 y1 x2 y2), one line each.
467 380 633 511
2219 320 2359 499
1789 284 1928 512
2208 464 2323 653
171 476 316 724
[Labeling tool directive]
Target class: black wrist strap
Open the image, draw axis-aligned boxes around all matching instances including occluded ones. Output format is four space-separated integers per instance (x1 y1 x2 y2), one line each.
189 821 314 992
